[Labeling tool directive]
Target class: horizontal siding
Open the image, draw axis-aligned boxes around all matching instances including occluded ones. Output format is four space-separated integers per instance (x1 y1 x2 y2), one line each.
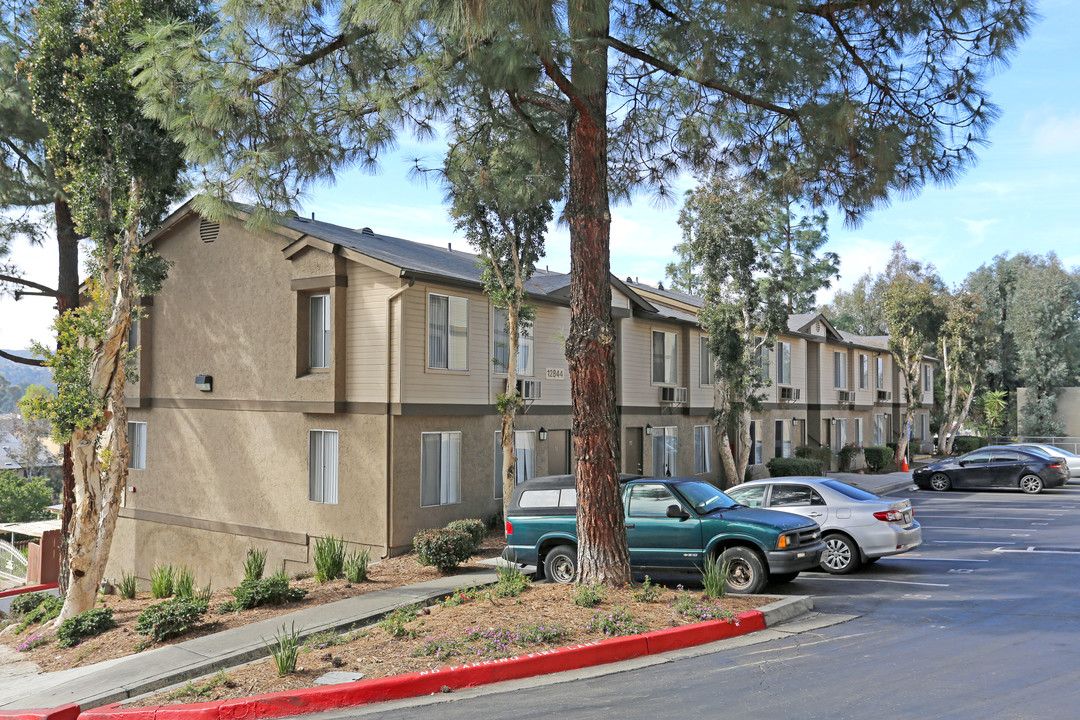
487 302 572 407
345 264 398 403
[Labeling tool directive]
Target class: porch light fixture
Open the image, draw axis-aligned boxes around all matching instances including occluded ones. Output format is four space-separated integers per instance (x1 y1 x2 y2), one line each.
195 374 213 392
538 427 548 441
645 424 653 436
791 417 799 425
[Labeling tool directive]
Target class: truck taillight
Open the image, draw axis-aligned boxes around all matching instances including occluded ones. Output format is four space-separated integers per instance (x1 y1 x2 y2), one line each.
505 520 513 536
874 510 903 522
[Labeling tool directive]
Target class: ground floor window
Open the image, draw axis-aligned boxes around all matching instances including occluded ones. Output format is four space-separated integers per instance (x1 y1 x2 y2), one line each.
855 418 863 446
421 431 461 506
874 414 886 446
749 421 762 465
652 426 678 478
693 425 712 475
308 429 338 504
774 420 792 459
493 430 537 498
835 419 847 452
127 421 146 470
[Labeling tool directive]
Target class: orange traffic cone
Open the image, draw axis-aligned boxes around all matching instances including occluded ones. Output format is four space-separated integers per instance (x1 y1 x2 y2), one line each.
902 456 909 472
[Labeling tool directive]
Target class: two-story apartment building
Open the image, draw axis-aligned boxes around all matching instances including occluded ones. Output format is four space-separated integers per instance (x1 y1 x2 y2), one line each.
109 203 723 584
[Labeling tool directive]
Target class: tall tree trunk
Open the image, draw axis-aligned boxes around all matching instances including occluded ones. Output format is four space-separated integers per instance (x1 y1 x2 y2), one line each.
565 0 630 586
936 340 955 456
500 304 520 518
893 346 919 469
55 198 79 596
944 373 977 455
56 187 139 623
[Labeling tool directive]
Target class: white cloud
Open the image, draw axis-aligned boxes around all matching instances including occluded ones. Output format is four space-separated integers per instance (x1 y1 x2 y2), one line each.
1026 111 1080 155
959 218 1001 247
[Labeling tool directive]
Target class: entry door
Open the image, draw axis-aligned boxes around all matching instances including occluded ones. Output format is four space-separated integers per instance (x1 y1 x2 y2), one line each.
625 427 643 475
548 430 571 476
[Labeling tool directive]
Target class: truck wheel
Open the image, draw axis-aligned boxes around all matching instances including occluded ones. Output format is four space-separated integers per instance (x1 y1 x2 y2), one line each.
720 546 766 595
544 545 578 584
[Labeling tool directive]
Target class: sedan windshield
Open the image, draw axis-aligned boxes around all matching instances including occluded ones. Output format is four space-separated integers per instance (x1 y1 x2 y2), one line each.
674 481 740 514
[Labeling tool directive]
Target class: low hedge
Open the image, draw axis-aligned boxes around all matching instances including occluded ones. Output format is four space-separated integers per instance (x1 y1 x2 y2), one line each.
863 446 894 472
766 457 824 478
219 575 307 613
446 519 487 554
414 527 474 572
136 597 208 642
56 607 115 648
952 436 989 454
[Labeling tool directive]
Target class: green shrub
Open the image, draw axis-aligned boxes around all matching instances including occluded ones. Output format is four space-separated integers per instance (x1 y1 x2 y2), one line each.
118 571 138 600
218 576 307 613
953 436 988 454
344 548 370 583
10 592 55 617
886 441 898 453
175 566 196 600
12 594 63 634
413 528 473 572
699 554 728 599
244 547 268 582
265 622 302 676
584 606 645 636
766 457 824 477
838 443 861 471
631 576 662 603
491 561 530 598
446 519 486 554
793 445 814 459
378 604 420 638
150 564 175 599
569 581 606 608
56 607 115 648
313 535 346 583
863 446 894 471
135 596 209 642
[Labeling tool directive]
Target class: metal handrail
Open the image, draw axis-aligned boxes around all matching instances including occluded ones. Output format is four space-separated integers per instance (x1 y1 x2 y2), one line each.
0 539 29 584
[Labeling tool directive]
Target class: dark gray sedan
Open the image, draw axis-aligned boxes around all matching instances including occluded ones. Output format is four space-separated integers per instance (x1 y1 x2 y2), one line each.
913 445 1069 494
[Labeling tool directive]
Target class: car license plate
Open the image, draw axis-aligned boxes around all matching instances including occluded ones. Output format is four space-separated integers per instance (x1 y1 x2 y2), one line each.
903 510 913 524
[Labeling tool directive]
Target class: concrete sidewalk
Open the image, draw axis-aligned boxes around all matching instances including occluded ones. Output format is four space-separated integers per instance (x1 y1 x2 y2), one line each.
0 569 498 712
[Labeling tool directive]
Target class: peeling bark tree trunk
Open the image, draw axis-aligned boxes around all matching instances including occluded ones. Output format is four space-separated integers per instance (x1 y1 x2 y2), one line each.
893 347 921 469
500 303 520 518
944 374 976 455
55 188 140 623
56 198 79 596
565 0 630 586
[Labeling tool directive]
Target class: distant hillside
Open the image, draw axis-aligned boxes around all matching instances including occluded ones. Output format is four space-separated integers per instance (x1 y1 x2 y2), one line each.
0 351 56 391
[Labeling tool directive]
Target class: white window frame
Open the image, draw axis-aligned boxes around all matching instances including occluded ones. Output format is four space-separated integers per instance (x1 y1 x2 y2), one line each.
855 417 864 446
428 294 469 371
421 431 462 507
127 421 146 470
835 419 848 452
652 426 678 477
492 307 534 376
859 354 869 390
776 341 791 385
493 430 537 498
876 356 884 389
652 330 678 385
755 339 771 381
699 336 714 386
308 429 338 504
693 425 712 474
834 351 848 389
874 414 886 446
309 294 331 369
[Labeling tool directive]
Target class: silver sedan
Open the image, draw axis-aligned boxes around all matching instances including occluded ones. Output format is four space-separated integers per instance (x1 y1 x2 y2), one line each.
726 477 921 574
1011 444 1080 479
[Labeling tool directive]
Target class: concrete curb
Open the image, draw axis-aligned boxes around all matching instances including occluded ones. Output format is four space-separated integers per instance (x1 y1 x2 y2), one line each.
82 612 768 720
0 704 80 720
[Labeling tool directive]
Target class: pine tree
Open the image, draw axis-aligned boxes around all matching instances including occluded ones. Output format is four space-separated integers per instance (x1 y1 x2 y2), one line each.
132 0 1032 585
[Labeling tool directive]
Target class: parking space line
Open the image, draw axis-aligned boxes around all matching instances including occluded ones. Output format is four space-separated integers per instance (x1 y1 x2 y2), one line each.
931 540 1015 544
799 575 950 587
912 515 1058 521
930 526 1038 532
880 556 989 562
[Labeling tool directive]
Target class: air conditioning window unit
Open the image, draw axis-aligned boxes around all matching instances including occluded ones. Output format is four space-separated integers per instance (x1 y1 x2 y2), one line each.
876 390 892 402
838 390 855 403
517 379 542 400
659 386 688 404
779 387 801 401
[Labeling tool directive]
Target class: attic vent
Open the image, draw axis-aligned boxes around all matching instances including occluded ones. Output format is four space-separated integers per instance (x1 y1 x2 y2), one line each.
360 227 374 236
199 219 220 243
814 323 821 333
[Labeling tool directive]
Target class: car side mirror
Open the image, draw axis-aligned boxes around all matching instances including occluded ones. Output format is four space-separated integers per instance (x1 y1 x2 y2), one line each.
666 504 689 519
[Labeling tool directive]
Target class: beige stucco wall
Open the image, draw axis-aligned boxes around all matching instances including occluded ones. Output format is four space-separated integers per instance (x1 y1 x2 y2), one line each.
1017 387 1080 436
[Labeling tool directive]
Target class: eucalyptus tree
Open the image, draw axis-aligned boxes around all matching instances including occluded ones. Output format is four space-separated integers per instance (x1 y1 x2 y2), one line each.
21 0 193 621
439 100 566 515
133 0 1031 584
936 287 989 455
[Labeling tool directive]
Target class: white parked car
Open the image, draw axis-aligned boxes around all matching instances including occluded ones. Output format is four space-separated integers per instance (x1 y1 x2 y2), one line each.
726 477 921 575
1010 444 1080 479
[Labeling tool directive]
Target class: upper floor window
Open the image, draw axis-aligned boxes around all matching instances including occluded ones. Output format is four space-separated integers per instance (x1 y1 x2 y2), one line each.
493 307 533 376
421 431 462 506
875 356 884 389
859 354 869 389
699 337 714 386
834 351 848 388
754 339 770 381
429 294 469 371
128 421 146 470
309 294 331 369
652 331 678 385
776 341 791 385
923 364 932 392
308 429 338 504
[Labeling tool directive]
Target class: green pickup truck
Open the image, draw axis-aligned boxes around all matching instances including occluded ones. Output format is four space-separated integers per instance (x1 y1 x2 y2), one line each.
502 474 826 594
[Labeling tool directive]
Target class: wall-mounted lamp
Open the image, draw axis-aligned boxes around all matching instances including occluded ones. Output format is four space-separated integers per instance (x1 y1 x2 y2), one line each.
791 417 799 425
645 424 653 436
538 427 548 441
195 374 213 392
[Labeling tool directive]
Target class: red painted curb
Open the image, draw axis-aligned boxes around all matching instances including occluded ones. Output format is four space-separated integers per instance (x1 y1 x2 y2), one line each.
80 611 767 720
0 703 80 720
0 584 59 600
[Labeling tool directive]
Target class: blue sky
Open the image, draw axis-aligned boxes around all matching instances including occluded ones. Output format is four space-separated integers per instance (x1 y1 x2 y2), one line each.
3 0 1078 351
